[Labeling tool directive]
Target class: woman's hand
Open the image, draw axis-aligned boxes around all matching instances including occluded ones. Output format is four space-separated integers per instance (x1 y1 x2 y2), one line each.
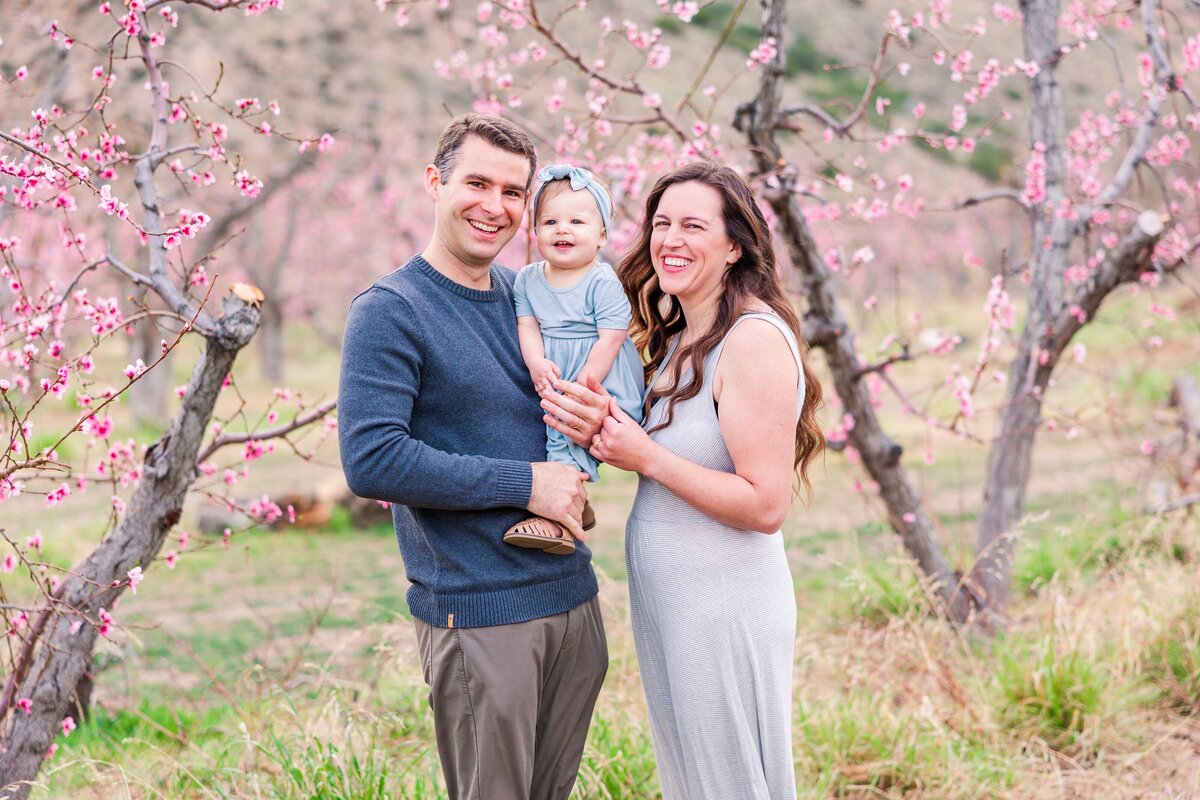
541 375 610 446
589 397 656 474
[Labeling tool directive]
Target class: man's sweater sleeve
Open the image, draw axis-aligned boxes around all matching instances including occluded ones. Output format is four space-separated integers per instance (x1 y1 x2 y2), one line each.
338 287 533 510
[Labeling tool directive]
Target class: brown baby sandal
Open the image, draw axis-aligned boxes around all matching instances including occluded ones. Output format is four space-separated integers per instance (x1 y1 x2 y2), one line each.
504 517 576 556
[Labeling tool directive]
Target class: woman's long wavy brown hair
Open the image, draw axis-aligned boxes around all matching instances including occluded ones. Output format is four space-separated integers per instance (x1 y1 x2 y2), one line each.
618 162 824 497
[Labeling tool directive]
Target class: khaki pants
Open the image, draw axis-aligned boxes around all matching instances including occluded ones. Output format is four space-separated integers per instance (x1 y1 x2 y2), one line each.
414 596 608 800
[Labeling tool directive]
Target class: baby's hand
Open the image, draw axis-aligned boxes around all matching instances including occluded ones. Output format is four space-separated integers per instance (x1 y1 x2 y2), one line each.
530 359 562 394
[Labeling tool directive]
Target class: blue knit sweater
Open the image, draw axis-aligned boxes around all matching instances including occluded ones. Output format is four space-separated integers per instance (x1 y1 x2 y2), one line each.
338 255 598 628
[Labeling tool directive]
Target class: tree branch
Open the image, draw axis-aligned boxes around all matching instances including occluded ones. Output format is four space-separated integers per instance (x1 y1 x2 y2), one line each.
523 0 688 142
1075 0 1179 231
949 188 1028 211
194 399 337 464
1049 212 1166 353
193 150 317 262
771 33 891 137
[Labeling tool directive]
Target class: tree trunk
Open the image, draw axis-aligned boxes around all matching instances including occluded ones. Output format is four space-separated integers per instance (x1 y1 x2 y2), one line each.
972 0 1071 616
0 297 260 798
740 0 970 619
257 298 285 382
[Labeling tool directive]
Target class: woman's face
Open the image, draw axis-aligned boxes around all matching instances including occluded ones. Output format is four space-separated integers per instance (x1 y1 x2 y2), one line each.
649 181 741 309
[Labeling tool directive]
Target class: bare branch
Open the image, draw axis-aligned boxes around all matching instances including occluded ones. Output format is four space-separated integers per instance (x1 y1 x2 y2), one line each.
771 34 892 137
51 258 115 308
1145 492 1200 514
194 399 337 464
674 0 749 117
853 345 914 379
775 102 843 133
150 143 202 170
948 188 1028 211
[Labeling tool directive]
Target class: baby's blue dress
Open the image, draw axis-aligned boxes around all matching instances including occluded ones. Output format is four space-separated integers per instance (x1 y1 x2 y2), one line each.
514 261 644 480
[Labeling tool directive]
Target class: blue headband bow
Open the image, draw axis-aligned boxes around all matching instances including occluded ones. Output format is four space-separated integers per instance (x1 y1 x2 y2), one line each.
532 164 613 236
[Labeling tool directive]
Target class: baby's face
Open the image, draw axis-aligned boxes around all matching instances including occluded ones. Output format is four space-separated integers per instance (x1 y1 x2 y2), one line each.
535 187 607 272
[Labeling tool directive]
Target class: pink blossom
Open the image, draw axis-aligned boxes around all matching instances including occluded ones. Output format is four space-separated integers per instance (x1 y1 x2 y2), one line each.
44 482 71 508
123 359 147 380
992 3 1018 23
61 717 76 736
647 44 672 69
127 566 143 593
746 37 777 71
165 550 179 569
2 554 16 573
1139 440 1155 456
236 171 263 198
16 698 32 715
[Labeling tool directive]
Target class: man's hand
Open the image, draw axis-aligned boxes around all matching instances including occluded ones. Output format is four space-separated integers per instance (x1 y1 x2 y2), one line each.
528 358 562 394
529 462 589 540
540 374 611 448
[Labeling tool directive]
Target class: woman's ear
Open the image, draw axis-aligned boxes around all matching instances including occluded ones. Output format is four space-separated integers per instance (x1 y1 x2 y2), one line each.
726 242 742 265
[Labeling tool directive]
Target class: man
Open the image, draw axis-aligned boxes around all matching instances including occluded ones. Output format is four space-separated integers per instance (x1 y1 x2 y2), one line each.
338 114 610 800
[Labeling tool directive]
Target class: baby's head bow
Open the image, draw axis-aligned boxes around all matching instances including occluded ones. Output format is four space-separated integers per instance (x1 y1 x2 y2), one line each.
532 164 613 235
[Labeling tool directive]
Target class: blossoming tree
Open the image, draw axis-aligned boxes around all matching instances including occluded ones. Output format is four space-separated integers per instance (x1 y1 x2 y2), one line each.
0 1 335 792
380 0 1198 622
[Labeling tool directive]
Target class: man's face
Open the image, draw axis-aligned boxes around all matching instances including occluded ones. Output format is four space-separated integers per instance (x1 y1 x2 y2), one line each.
426 136 531 271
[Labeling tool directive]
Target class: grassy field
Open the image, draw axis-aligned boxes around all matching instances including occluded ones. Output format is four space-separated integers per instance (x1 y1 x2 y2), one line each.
6 281 1200 799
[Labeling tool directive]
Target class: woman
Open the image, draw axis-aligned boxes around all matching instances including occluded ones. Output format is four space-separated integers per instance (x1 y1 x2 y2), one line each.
588 162 823 799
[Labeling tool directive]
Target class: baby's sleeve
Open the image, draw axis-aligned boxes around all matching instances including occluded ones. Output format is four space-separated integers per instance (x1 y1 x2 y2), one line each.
590 270 633 330
513 265 536 318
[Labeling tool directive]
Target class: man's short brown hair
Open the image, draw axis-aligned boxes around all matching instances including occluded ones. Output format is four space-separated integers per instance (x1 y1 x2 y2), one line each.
432 114 537 191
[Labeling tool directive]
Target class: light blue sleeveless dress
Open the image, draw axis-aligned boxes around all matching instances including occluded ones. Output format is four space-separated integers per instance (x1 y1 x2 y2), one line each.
514 261 644 480
627 312 803 800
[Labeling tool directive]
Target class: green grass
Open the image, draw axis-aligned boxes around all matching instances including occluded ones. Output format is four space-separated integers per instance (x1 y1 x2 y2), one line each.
993 631 1109 752
575 707 660 798
1145 598 1200 715
836 557 933 625
60 701 233 755
253 733 399 800
795 693 1014 797
16 282 1200 798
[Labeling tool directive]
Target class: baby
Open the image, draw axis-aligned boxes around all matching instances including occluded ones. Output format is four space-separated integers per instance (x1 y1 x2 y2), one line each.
505 165 645 555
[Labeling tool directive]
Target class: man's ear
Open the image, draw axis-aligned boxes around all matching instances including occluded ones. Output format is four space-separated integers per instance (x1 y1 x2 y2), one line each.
424 164 441 201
